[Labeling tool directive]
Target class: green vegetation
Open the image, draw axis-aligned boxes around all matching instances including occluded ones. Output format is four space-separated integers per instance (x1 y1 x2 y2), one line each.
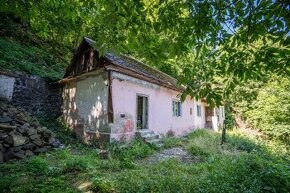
1 0 289 103
0 37 66 80
1 128 289 193
231 76 290 144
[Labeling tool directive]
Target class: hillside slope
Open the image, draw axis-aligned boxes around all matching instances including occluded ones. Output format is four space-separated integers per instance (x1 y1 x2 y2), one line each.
0 15 69 80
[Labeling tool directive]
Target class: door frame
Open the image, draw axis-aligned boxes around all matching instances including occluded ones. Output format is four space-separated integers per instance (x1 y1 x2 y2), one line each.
136 94 149 130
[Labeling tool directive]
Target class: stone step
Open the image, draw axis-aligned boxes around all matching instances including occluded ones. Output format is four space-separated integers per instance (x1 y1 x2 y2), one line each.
136 129 154 136
145 138 164 148
142 133 159 140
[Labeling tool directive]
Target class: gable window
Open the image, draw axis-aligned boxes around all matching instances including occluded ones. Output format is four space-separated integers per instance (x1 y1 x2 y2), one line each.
172 100 181 117
197 104 202 117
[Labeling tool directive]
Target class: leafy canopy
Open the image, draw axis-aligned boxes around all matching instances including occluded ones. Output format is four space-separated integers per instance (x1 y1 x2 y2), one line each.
1 0 289 104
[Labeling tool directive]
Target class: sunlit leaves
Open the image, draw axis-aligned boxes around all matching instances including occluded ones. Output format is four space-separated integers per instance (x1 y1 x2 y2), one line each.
1 0 289 105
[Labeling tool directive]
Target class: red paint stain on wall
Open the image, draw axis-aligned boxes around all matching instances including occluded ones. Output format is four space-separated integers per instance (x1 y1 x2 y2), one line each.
124 120 134 132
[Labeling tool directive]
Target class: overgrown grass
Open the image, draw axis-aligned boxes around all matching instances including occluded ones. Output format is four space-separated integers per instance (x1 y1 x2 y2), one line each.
1 128 289 193
0 37 66 80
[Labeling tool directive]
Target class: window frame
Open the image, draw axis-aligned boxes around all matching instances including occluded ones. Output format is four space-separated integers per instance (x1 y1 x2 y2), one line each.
172 100 182 117
196 104 202 117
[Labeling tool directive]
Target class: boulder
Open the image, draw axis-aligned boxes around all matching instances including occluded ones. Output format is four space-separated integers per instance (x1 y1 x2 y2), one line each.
0 151 3 163
20 123 30 130
22 142 36 150
36 127 45 134
32 138 43 146
0 116 12 123
43 128 53 138
26 127 38 136
0 133 8 140
4 151 16 161
0 100 61 163
4 135 13 145
12 134 28 146
14 150 26 159
16 127 26 134
29 134 40 140
25 150 34 157
34 146 50 154
11 146 22 152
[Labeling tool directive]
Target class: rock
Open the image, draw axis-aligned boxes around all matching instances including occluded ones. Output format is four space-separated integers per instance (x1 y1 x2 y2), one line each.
12 134 28 146
4 151 16 161
20 123 30 130
16 127 26 134
43 128 53 138
0 124 16 131
4 135 13 145
34 146 50 154
0 133 8 140
26 127 37 136
22 142 36 150
51 139 63 148
0 116 12 123
48 137 55 144
3 143 10 148
32 138 43 146
0 100 60 162
11 146 22 152
0 151 3 163
14 150 25 159
29 134 40 140
36 127 44 134
25 150 34 157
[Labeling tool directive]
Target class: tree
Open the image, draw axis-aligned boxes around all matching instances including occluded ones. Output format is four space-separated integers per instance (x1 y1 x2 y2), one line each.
1 0 289 104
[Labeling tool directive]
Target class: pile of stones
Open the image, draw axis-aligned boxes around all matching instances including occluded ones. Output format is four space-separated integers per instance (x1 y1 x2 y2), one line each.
0 99 61 163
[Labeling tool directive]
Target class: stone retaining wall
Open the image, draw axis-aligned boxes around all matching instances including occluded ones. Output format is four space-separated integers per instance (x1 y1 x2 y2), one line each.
0 71 61 117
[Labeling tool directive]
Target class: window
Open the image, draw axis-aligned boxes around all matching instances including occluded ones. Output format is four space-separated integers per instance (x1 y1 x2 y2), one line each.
197 104 201 117
221 107 224 117
172 100 181 117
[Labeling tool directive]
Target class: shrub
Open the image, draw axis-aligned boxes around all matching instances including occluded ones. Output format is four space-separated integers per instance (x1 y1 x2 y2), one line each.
162 137 183 148
64 156 88 173
226 133 263 152
92 177 116 193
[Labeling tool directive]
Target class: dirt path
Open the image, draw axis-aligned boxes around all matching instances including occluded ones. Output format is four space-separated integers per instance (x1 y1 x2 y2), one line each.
141 147 199 164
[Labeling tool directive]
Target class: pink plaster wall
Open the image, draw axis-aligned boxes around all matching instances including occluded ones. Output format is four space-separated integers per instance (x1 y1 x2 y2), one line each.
110 72 206 140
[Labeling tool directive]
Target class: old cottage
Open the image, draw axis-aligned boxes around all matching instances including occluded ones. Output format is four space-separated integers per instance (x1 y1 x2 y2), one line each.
60 37 225 144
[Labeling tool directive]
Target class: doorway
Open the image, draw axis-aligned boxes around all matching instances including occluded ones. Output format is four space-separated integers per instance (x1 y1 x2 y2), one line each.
136 95 148 129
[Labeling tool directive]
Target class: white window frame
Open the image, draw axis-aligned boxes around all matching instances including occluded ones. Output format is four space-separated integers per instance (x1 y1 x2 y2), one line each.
197 104 202 117
172 100 182 117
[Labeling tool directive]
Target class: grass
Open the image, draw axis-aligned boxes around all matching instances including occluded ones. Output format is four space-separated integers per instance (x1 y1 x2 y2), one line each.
0 128 289 193
0 37 67 81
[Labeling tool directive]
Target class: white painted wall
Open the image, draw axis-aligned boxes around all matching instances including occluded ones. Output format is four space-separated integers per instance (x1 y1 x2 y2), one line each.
62 71 110 141
0 75 15 101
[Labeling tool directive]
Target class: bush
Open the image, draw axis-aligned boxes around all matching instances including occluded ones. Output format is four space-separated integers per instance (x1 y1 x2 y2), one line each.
92 177 116 193
226 133 263 152
162 137 183 148
110 139 156 161
64 156 88 173
233 77 290 144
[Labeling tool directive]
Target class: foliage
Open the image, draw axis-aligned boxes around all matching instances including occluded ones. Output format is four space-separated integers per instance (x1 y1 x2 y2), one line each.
233 76 290 143
1 0 289 103
0 37 66 80
0 128 289 192
162 136 184 148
